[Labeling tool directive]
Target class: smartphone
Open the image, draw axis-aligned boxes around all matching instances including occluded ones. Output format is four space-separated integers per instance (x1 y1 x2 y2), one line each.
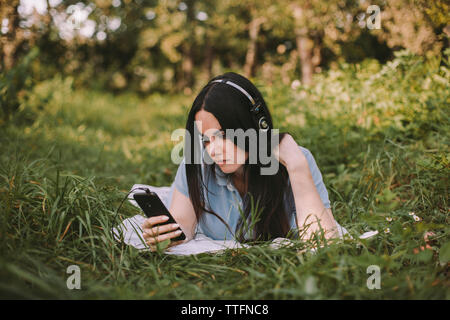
133 191 186 241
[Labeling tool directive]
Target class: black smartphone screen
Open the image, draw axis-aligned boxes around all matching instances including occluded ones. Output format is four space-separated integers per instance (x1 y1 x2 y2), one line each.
133 191 186 241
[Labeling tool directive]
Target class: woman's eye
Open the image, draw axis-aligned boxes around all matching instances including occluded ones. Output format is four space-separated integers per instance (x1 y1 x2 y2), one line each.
202 137 210 146
201 131 224 146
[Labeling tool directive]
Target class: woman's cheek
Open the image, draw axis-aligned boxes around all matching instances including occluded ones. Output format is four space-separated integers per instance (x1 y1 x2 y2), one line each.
221 140 238 163
234 144 248 164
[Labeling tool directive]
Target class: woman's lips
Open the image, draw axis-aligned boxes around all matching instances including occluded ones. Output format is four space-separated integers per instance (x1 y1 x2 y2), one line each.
216 159 231 165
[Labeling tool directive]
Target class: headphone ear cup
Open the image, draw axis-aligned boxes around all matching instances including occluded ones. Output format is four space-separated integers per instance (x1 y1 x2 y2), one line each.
210 78 271 131
258 116 269 130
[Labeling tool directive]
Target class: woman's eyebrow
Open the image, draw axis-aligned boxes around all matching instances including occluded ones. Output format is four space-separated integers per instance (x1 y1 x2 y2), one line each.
201 129 224 138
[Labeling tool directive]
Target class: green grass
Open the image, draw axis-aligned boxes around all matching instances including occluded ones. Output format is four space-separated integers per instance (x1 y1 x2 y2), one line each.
0 51 449 299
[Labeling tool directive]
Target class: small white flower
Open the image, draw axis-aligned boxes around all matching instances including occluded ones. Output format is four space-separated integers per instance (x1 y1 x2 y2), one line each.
385 217 393 222
291 79 301 90
384 228 390 234
408 211 415 216
413 215 421 222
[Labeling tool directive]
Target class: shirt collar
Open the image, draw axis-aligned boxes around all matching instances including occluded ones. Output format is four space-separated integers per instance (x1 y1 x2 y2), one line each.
203 163 236 191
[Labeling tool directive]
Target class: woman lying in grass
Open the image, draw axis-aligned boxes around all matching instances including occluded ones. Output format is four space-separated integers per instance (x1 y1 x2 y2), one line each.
141 72 343 251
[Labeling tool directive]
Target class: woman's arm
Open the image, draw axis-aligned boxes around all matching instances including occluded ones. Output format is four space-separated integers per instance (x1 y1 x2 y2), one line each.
277 134 338 241
168 187 197 241
288 164 338 240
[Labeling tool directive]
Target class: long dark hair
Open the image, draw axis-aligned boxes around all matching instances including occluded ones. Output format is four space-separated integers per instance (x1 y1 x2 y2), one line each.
184 72 291 242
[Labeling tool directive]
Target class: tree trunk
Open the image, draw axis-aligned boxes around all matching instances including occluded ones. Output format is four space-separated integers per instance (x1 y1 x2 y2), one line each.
292 3 316 85
179 0 196 90
295 28 314 86
203 33 214 80
0 0 20 72
181 43 194 88
0 0 49 72
244 16 265 78
312 37 322 70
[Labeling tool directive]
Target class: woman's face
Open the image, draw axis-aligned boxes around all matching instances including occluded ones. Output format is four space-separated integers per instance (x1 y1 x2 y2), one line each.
195 110 248 174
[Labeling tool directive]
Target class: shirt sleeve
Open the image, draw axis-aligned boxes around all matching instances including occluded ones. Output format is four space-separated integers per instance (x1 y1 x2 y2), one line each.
173 158 190 198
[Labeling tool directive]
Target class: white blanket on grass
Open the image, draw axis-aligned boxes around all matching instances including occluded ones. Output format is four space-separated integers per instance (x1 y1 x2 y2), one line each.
112 184 376 256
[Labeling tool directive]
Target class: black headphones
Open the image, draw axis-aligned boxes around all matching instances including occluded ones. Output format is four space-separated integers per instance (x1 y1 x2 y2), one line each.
210 79 270 131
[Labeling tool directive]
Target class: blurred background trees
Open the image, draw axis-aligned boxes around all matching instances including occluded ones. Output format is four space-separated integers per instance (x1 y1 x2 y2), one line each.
0 0 448 103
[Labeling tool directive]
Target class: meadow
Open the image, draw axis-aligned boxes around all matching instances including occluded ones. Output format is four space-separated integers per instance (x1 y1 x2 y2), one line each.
0 50 448 299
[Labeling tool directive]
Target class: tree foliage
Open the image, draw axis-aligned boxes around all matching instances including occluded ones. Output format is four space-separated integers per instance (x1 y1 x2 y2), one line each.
0 0 448 94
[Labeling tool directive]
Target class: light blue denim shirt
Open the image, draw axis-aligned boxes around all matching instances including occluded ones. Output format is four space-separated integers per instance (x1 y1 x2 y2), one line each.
169 146 331 241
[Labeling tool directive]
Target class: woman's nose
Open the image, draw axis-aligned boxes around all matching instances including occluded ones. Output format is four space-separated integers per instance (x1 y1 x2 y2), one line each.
208 144 216 157
208 137 223 158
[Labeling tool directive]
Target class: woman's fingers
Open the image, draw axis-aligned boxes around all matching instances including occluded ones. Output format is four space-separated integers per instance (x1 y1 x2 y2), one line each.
147 237 185 252
141 215 169 229
143 223 180 238
140 215 185 251
148 239 184 252
148 239 185 252
145 229 183 245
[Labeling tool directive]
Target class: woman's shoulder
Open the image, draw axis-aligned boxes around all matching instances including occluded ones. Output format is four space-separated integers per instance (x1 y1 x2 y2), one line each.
298 145 313 156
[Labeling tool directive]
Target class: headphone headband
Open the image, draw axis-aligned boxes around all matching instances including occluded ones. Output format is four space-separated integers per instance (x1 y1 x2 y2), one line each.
210 79 269 130
211 79 256 105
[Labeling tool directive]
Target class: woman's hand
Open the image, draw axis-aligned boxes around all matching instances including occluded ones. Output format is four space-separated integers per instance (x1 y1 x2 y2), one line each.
141 215 185 252
274 133 308 172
